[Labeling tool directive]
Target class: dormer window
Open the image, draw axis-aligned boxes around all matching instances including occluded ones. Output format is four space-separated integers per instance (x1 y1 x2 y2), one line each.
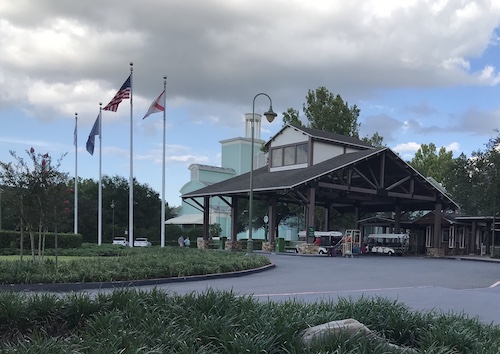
271 142 308 167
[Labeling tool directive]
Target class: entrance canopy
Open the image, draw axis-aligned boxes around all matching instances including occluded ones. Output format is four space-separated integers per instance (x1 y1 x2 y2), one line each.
182 147 458 213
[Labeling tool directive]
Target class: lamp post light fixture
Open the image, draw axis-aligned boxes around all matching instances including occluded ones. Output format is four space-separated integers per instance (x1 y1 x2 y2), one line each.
247 93 277 254
111 200 115 240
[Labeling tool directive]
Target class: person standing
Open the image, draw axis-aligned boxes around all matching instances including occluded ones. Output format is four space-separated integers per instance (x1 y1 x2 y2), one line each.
184 237 191 248
178 235 184 247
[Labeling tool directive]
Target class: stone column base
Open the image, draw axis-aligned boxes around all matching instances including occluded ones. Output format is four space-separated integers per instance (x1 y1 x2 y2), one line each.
297 243 319 254
197 239 210 250
262 241 275 252
426 247 445 257
225 240 242 251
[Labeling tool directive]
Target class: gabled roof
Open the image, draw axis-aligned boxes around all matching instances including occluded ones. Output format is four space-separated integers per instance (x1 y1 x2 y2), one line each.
412 211 457 225
265 124 375 150
183 148 383 198
183 145 459 213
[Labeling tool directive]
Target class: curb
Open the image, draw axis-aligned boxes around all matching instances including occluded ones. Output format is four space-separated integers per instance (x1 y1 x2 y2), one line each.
0 263 276 293
444 256 500 263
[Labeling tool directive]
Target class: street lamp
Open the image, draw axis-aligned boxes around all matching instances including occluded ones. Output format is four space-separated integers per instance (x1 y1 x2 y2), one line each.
111 200 115 239
247 93 277 253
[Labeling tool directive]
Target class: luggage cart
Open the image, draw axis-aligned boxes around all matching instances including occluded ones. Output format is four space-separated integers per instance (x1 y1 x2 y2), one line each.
343 229 361 258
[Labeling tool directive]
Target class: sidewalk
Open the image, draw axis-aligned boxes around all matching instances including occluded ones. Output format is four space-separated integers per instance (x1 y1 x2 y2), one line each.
444 254 500 263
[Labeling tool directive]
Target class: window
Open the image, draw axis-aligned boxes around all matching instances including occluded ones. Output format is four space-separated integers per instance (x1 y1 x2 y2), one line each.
296 143 308 164
271 143 308 167
283 146 295 165
425 226 432 248
271 148 283 167
441 228 449 243
448 226 455 248
458 227 465 249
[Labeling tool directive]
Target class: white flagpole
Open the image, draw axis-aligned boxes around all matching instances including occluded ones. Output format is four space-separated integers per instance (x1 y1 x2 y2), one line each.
74 112 78 234
129 62 134 247
98 103 103 246
161 76 167 247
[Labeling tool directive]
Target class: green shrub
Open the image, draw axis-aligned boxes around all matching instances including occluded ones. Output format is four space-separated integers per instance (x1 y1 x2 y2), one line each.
1 290 500 353
0 247 271 284
0 230 82 250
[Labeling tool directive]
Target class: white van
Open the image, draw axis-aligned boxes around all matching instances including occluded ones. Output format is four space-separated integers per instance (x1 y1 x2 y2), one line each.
366 233 409 256
296 231 343 254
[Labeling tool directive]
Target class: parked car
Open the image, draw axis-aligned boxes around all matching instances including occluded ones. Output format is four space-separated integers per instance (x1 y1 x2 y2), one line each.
112 237 129 246
134 237 152 247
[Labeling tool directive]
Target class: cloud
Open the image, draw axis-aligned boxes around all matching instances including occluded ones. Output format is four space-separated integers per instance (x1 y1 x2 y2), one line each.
0 0 499 124
446 142 460 152
360 114 403 142
404 102 438 116
392 141 421 154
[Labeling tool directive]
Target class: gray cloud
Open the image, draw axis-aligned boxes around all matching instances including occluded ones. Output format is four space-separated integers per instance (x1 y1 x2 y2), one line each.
359 113 403 142
404 102 438 116
1 0 500 126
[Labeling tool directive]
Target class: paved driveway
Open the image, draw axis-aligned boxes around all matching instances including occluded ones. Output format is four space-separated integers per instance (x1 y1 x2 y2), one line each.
81 254 500 326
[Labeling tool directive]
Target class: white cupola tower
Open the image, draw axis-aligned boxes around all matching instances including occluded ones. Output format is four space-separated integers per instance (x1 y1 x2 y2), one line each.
245 113 262 140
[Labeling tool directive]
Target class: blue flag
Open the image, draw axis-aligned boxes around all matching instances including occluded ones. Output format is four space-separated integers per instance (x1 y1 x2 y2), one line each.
86 115 100 155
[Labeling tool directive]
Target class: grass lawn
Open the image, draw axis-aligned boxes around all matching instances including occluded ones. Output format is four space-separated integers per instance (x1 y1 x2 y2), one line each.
1 245 499 352
1 289 500 353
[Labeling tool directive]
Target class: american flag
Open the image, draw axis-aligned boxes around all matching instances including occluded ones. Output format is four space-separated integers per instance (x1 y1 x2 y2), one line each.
103 74 131 112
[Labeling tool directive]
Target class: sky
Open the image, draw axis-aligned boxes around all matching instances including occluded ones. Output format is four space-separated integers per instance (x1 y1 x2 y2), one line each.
1 0 500 208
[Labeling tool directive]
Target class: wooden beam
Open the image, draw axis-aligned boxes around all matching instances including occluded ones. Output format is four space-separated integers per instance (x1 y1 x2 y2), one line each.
318 181 436 201
379 153 385 188
353 167 378 189
386 175 411 191
368 167 380 188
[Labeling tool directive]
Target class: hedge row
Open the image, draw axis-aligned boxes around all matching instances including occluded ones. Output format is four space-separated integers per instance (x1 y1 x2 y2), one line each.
0 230 82 249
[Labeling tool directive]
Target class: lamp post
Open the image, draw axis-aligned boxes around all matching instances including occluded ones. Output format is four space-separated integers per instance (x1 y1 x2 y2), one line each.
247 93 277 253
111 200 115 240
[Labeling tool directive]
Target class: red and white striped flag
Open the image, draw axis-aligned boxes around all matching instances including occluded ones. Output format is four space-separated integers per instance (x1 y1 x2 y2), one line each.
103 75 131 112
143 89 165 119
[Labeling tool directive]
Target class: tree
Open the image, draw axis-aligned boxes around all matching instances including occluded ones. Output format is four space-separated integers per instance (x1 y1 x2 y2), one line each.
409 143 454 185
303 87 360 137
446 152 479 214
362 132 385 148
281 107 302 127
283 87 384 147
209 223 222 238
0 148 69 260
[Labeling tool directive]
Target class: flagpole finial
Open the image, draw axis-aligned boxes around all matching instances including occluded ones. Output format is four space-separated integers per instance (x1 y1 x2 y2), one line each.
163 75 167 80
75 112 78 117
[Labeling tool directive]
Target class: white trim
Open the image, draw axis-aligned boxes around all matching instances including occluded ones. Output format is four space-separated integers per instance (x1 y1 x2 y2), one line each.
425 226 432 247
270 163 308 172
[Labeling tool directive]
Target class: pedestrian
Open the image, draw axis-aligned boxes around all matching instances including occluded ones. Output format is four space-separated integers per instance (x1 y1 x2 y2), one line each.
184 237 191 248
178 235 184 247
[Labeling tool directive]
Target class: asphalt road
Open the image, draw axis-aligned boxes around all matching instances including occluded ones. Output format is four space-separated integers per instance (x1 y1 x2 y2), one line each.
80 253 500 326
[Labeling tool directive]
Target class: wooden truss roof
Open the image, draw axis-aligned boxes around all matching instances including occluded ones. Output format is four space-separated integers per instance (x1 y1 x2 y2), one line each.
182 147 459 213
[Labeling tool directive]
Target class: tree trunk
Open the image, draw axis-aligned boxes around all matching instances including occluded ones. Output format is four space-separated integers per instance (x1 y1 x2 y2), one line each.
55 223 58 272
19 218 24 261
30 229 35 259
37 224 42 261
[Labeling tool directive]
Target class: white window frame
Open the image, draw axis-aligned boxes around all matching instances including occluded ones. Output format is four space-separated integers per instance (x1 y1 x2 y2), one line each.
448 225 455 248
425 226 432 248
441 228 449 243
458 227 465 249
270 143 308 168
